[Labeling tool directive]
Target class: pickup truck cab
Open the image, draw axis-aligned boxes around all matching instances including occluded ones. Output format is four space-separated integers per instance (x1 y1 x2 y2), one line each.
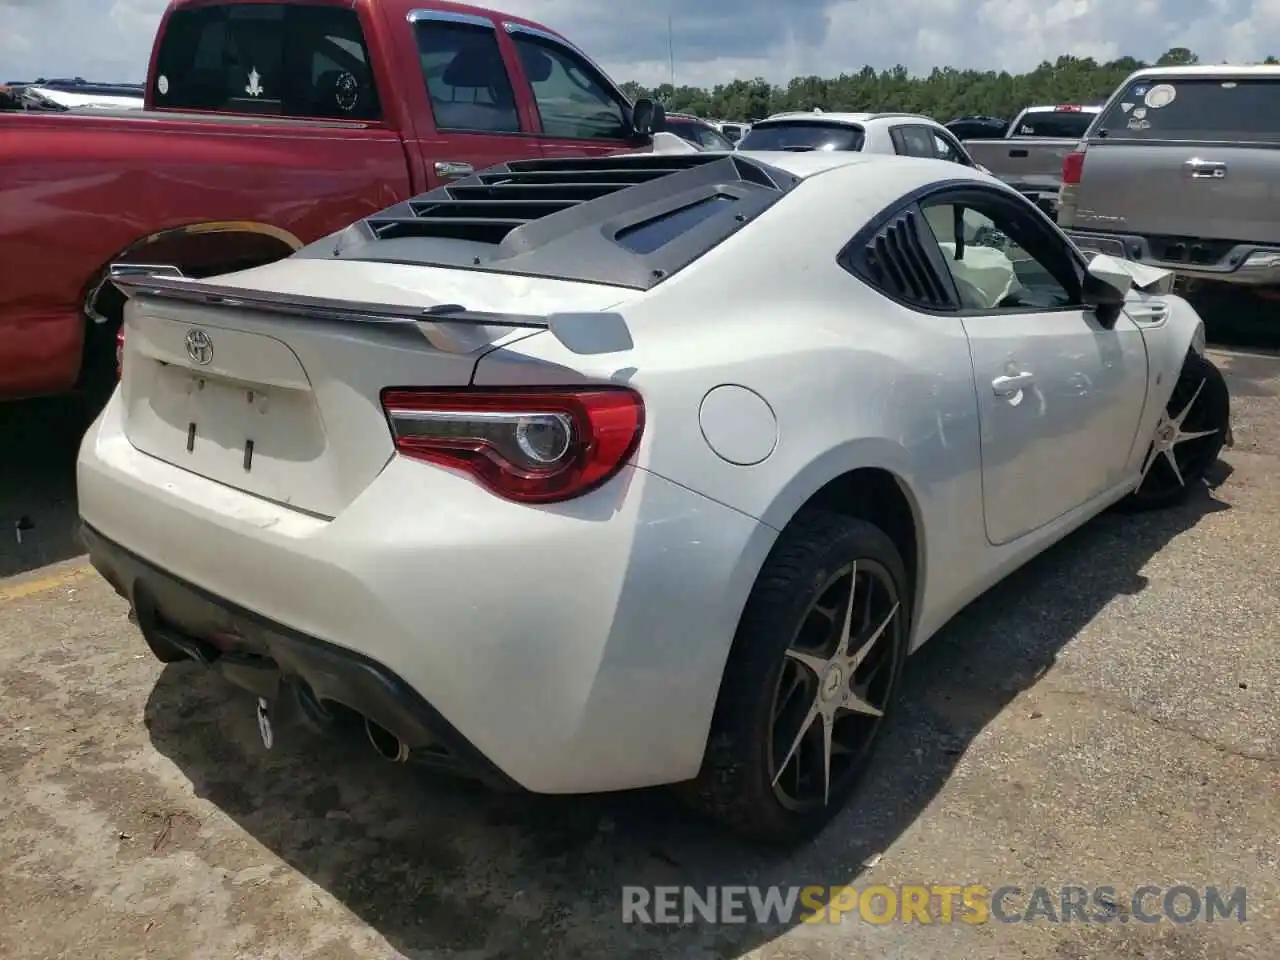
1059 65 1280 298
0 0 660 408
962 104 1099 214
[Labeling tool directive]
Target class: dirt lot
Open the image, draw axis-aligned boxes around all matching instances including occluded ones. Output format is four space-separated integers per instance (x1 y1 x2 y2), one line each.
1 342 1277 959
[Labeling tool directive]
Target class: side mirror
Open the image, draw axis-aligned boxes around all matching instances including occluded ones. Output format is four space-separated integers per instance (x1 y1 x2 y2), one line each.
1082 253 1130 328
630 98 665 138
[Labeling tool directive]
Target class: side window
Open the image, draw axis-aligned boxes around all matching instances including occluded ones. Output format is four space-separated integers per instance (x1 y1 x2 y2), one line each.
919 196 1082 311
412 21 520 133
153 3 380 120
891 125 936 157
510 35 629 141
931 131 969 164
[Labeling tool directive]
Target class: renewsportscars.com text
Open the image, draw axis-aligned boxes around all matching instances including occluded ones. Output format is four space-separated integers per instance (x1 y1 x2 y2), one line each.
621 884 1247 925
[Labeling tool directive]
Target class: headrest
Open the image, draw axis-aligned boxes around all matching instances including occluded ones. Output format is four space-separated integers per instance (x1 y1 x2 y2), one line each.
442 43 504 88
520 47 553 83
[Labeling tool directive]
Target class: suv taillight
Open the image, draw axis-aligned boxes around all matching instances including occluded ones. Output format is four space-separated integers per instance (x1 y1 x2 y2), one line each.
1062 149 1086 185
116 327 125 379
380 387 644 503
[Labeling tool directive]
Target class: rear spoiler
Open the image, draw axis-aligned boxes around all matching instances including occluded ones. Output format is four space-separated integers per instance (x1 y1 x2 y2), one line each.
110 268 633 356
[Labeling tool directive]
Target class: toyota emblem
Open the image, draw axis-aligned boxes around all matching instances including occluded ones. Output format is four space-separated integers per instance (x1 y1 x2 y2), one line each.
185 328 213 365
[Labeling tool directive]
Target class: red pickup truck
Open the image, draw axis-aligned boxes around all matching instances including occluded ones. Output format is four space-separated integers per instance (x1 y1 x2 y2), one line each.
0 0 661 409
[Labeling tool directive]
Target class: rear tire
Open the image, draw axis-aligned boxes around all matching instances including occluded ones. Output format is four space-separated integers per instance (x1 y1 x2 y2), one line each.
1118 350 1229 512
681 510 910 846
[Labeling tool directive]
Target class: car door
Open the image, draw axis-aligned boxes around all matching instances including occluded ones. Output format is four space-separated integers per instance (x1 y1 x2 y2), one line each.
501 24 639 160
401 10 542 188
917 187 1149 545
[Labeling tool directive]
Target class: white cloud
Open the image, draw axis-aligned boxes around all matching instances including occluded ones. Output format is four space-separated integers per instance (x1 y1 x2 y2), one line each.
1 0 1276 86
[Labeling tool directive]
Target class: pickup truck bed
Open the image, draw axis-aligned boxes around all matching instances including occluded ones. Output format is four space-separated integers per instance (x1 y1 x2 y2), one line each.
0 0 656 406
962 105 1099 215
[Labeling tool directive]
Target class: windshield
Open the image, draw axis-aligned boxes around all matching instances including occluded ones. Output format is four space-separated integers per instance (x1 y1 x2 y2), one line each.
1095 77 1280 141
738 120 864 152
1011 111 1095 138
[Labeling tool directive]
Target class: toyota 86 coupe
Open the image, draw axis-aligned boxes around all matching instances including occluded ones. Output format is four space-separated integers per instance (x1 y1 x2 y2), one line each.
78 150 1230 844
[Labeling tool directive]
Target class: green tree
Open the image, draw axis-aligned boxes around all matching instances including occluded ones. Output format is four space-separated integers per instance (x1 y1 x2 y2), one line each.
622 51 1207 123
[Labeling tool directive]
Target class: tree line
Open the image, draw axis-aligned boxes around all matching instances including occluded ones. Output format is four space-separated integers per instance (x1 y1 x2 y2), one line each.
619 47 1279 123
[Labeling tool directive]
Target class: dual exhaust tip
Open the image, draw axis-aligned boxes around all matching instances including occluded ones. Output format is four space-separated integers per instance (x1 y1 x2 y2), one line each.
364 715 410 763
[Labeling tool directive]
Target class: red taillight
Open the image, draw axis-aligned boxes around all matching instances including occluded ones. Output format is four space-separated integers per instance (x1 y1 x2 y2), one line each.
116 327 125 379
1062 149 1086 185
380 387 645 503
1054 104 1082 112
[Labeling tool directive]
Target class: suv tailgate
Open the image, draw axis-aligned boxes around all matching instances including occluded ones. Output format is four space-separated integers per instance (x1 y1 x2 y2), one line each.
116 259 629 518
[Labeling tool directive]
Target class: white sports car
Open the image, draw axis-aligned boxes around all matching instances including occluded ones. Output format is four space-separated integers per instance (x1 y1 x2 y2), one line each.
80 150 1230 845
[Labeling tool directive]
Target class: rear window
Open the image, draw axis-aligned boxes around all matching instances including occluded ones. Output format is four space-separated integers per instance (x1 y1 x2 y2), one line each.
153 3 380 120
614 195 738 254
738 121 865 152
1012 111 1095 138
1095 78 1280 141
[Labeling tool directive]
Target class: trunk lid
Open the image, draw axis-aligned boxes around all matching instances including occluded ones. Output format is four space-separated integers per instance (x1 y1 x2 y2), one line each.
1074 74 1280 246
117 258 628 517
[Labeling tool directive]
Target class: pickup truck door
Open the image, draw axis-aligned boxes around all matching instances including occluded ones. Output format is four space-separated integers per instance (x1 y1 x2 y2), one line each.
918 188 1148 545
397 10 545 188
499 23 640 161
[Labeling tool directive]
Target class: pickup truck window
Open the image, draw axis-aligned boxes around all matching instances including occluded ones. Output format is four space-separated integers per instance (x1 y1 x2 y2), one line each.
153 3 380 120
1012 112 1094 138
1095 78 1280 141
510 34 629 140
413 21 520 133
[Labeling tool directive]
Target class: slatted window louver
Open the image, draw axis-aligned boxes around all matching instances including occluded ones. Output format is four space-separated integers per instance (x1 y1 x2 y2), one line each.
365 154 730 244
863 211 951 308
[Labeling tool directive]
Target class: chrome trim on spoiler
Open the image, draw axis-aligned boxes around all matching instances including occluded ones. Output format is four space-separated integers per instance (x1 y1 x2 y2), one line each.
109 274 550 330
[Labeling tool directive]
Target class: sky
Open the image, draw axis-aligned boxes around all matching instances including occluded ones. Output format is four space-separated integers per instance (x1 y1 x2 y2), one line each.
3 0 1279 86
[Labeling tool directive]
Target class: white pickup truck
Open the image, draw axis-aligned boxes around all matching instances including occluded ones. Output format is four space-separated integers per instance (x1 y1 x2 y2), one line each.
962 104 1100 216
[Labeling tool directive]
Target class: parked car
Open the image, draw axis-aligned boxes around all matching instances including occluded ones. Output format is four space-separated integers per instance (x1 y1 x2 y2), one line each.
1058 65 1280 305
81 149 1229 845
0 0 661 411
662 112 737 150
1 78 145 110
716 120 751 144
962 104 1101 216
738 111 983 168
944 115 1008 140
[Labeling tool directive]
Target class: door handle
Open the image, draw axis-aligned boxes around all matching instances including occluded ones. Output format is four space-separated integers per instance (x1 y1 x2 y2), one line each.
434 160 474 179
1184 158 1226 179
1009 148 1028 158
992 371 1034 397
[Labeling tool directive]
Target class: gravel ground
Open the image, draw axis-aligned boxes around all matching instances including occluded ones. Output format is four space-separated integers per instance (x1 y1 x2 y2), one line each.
0 345 1276 959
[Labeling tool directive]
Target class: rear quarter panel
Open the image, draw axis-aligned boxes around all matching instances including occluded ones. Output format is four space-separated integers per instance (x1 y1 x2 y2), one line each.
472 166 993 647
0 111 411 397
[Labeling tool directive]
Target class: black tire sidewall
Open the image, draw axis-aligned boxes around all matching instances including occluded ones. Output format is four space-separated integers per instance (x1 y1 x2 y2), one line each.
688 510 911 844
1122 350 1229 512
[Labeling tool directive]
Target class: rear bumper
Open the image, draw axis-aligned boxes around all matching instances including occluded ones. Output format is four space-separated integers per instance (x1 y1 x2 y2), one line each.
77 392 773 793
1065 230 1280 286
82 521 517 787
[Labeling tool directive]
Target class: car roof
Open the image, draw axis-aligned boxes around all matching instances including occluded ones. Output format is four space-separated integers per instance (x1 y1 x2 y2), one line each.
1126 64 1280 79
759 111 937 126
730 149 988 183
